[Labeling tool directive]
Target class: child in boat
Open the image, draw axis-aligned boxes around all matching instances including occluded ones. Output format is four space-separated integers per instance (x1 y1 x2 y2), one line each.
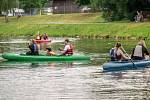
46 48 56 56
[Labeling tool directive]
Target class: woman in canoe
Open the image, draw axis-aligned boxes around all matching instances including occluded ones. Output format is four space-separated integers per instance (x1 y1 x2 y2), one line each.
36 33 42 40
36 32 42 40
26 39 39 55
110 42 129 61
131 40 149 60
43 33 48 40
59 39 74 56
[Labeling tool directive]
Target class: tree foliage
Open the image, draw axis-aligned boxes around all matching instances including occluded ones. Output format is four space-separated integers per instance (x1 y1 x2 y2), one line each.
0 0 16 22
20 0 49 15
20 0 48 9
75 0 91 6
76 0 150 21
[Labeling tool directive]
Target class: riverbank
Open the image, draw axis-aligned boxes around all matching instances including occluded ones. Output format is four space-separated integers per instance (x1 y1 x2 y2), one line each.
0 13 150 39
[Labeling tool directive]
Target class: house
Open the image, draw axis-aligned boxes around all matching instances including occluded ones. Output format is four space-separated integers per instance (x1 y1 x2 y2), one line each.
52 0 81 14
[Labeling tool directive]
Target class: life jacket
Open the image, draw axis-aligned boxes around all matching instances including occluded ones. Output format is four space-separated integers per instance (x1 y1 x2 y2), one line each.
133 45 143 57
65 44 73 55
33 44 38 52
43 35 48 40
28 43 39 55
110 48 121 61
110 48 117 61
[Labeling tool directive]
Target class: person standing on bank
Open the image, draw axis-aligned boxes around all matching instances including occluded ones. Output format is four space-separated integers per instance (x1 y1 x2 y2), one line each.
131 40 149 60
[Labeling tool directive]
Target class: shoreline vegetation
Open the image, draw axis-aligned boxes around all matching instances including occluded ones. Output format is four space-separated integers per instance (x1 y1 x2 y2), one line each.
0 13 150 39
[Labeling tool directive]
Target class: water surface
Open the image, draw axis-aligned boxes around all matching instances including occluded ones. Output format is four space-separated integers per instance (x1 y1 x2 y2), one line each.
0 38 149 100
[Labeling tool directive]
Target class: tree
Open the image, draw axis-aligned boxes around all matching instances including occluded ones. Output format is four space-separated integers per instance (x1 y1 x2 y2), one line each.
75 0 91 6
0 0 16 22
36 0 49 15
20 0 49 15
127 0 150 20
76 0 150 21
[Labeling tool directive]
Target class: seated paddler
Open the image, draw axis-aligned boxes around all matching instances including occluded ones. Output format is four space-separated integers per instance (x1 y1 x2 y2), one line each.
59 39 74 56
110 42 129 61
131 40 149 60
26 39 39 55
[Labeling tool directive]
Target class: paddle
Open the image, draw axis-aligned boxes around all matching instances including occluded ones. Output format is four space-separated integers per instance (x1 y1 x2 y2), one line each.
121 47 136 68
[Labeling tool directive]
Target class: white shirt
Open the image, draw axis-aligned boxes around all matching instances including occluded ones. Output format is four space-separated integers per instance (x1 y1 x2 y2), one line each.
64 44 71 51
61 44 71 54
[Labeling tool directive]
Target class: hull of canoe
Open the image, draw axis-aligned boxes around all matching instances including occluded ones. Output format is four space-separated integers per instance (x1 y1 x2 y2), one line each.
35 40 51 43
2 53 90 61
103 60 150 72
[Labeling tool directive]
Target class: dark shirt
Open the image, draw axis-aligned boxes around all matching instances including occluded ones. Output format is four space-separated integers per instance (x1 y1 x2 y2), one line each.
43 35 48 40
29 43 39 55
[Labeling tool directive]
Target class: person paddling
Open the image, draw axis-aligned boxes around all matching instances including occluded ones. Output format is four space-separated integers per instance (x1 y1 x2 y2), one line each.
46 48 56 56
43 33 48 40
26 39 39 55
131 40 149 60
110 42 129 61
36 32 42 40
59 39 73 56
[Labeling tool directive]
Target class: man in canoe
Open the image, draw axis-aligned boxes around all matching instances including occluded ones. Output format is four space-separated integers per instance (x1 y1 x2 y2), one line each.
110 42 129 61
131 40 149 60
26 39 39 55
59 39 74 56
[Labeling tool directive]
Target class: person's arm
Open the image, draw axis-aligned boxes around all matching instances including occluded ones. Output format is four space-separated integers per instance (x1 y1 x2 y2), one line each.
119 50 129 60
61 45 68 54
142 46 149 55
131 48 135 59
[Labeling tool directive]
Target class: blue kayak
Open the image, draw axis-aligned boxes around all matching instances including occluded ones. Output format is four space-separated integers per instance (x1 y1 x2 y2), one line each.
103 60 150 72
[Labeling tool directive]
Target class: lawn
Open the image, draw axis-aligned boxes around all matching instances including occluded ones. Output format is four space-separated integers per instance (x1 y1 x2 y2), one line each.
0 13 150 39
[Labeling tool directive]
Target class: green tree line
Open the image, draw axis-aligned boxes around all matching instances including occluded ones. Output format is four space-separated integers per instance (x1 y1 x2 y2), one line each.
75 0 150 21
0 0 50 22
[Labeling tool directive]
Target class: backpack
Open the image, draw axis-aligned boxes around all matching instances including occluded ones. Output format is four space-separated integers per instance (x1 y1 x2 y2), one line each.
110 48 117 61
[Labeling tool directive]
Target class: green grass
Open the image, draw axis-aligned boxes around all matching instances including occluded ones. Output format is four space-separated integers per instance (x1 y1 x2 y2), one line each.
0 13 150 39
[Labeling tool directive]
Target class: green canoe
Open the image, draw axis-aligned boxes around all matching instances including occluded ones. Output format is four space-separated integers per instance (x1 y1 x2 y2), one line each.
2 53 90 61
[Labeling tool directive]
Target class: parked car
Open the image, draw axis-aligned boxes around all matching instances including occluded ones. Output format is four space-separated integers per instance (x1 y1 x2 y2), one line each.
43 7 53 15
81 6 91 13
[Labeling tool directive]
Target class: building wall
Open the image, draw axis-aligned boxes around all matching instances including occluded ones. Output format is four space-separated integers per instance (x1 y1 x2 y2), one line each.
53 0 81 14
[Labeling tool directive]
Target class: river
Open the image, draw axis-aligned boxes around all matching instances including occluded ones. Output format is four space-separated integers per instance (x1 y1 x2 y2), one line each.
0 38 149 100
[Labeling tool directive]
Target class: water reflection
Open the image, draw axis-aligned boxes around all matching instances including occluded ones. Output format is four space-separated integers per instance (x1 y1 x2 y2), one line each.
0 60 91 69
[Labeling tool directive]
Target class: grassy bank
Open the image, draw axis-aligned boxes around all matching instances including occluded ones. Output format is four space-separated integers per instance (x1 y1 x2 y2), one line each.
0 13 150 39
